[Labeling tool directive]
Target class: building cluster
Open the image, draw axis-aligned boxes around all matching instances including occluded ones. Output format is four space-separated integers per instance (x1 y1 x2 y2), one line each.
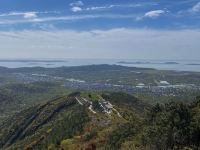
11 72 200 97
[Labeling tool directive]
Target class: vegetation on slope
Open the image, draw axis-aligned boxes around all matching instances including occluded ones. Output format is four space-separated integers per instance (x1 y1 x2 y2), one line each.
0 94 89 150
141 96 200 150
0 91 200 150
0 82 72 121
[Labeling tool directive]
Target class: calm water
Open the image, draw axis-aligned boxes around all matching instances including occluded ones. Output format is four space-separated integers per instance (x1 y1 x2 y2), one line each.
0 59 200 72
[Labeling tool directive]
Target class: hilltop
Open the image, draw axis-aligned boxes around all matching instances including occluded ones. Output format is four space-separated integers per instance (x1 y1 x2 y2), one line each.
0 92 200 150
0 91 148 150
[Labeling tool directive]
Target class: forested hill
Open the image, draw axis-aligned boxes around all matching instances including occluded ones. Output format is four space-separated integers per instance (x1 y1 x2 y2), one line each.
0 91 147 150
0 65 156 78
0 92 200 150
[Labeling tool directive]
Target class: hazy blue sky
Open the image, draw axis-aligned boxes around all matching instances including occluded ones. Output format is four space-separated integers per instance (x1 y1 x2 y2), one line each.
0 0 200 59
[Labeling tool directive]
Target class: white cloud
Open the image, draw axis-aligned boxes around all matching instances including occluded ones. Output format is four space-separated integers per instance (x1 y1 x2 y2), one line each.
177 2 200 15
84 2 158 11
136 10 166 21
86 4 123 11
0 29 199 60
71 6 82 12
191 2 200 13
70 1 84 6
23 12 37 19
69 2 156 13
0 11 37 17
0 14 138 25
0 11 58 18
86 6 108 11
85 4 143 11
69 1 84 12
178 2 200 15
144 10 165 18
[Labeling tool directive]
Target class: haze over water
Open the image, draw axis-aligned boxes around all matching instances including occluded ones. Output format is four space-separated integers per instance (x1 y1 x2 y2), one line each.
0 59 200 72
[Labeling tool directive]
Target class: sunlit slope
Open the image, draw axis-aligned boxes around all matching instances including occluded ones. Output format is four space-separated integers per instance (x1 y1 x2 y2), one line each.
0 92 148 150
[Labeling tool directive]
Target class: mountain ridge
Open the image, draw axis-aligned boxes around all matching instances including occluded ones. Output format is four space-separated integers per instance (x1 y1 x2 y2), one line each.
0 91 148 150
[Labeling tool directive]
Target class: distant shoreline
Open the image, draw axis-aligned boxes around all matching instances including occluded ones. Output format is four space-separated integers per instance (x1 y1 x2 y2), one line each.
117 61 179 65
186 63 200 66
0 59 200 72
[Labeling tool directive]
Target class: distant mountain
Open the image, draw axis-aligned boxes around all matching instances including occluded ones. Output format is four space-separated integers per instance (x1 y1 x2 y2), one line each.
186 63 200 66
117 61 179 65
164 62 179 64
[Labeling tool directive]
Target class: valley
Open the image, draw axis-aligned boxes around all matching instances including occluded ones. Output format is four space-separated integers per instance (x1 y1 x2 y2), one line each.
1 0 200 149
0 65 200 150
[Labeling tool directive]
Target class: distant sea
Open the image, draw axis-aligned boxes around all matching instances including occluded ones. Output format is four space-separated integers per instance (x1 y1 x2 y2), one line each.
0 59 200 72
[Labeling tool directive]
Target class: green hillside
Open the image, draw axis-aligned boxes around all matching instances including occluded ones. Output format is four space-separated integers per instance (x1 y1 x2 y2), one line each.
0 92 199 150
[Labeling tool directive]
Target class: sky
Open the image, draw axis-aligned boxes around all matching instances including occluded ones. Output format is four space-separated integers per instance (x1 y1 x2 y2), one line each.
0 0 200 60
